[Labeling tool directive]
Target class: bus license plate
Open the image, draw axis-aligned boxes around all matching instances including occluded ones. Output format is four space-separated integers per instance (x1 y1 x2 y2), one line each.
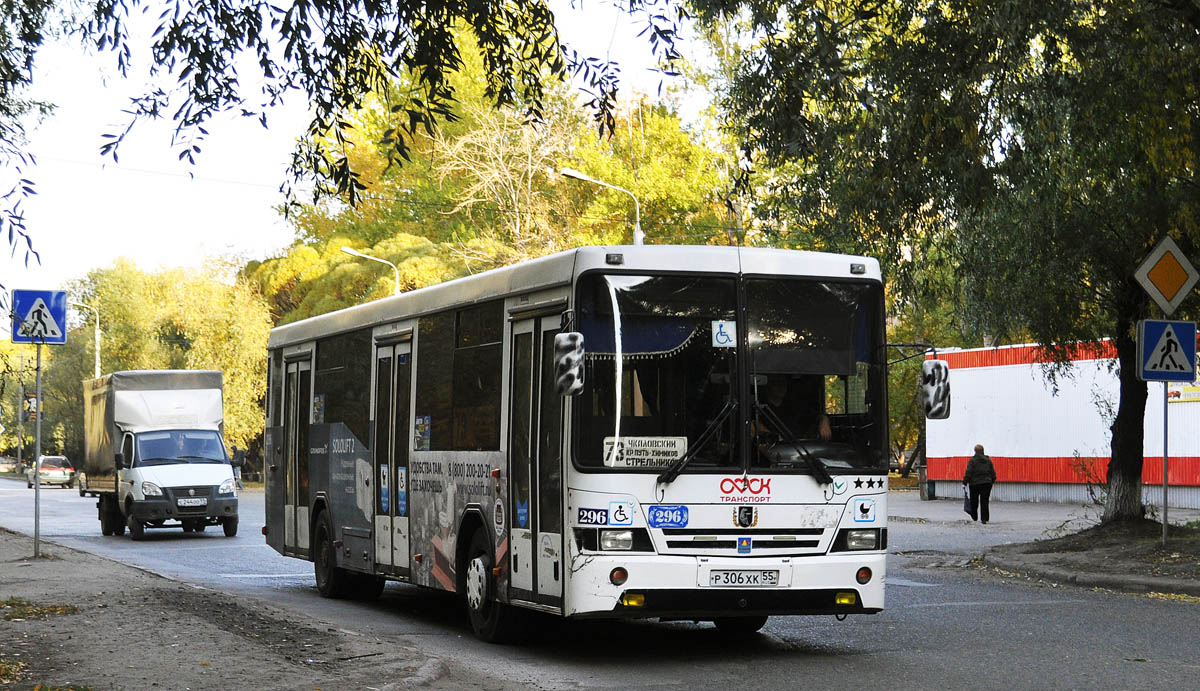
709 570 779 587
177 497 207 507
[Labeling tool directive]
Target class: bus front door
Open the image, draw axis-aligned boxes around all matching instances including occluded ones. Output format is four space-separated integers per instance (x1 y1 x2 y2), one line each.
373 338 412 576
509 317 563 607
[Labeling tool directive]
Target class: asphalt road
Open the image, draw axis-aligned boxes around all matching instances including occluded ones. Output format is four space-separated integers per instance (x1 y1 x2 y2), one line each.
1 477 1196 690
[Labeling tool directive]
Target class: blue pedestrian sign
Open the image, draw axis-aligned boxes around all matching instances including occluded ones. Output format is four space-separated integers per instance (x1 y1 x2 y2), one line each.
10 290 68 345
1138 320 1196 382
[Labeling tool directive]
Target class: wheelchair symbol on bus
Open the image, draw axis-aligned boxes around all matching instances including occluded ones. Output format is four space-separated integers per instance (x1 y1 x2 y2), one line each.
712 320 736 348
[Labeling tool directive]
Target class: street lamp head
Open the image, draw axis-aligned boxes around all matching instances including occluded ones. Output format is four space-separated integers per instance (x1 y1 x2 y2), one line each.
341 246 400 297
559 168 643 246
559 167 594 184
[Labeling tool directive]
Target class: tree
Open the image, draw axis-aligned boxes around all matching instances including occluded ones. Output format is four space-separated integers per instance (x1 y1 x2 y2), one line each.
0 0 690 295
247 233 517 324
0 340 38 458
0 0 54 301
40 260 272 460
567 100 730 245
696 0 1200 521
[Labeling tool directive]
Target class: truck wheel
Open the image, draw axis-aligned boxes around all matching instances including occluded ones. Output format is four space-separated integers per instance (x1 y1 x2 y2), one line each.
222 517 238 537
128 514 146 541
713 615 769 635
110 502 126 537
313 511 352 598
462 526 526 643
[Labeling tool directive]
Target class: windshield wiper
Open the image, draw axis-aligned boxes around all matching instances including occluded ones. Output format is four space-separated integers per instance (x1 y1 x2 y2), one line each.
176 455 223 463
657 400 737 485
787 440 834 485
755 402 834 485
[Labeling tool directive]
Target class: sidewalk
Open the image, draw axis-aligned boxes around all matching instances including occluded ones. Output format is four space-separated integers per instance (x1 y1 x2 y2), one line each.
0 527 516 691
888 489 1200 598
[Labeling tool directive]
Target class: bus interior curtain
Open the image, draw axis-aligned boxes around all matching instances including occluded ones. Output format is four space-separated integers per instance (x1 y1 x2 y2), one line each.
580 317 697 359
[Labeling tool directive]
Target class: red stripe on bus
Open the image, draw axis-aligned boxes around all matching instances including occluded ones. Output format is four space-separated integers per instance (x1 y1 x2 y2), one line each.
927 456 1200 486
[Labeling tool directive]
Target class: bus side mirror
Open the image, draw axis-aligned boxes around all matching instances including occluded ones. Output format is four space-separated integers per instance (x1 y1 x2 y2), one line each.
553 332 585 396
922 359 951 419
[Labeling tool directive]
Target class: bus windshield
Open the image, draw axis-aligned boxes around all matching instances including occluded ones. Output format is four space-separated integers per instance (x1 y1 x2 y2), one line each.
746 278 886 473
574 273 886 474
575 274 740 471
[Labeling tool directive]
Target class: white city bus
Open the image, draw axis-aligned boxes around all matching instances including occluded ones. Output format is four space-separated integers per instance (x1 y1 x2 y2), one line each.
263 245 943 642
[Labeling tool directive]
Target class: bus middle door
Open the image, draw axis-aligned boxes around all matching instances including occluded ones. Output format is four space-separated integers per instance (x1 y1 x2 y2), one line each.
373 337 413 575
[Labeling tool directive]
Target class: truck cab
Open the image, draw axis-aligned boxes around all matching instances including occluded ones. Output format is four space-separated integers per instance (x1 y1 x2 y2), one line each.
115 428 240 537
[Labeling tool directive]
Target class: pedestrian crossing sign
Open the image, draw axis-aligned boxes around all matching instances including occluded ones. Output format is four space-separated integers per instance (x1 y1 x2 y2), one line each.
1138 320 1197 382
10 289 68 345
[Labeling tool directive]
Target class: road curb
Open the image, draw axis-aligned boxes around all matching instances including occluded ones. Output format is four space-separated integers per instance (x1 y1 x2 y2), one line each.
981 552 1200 598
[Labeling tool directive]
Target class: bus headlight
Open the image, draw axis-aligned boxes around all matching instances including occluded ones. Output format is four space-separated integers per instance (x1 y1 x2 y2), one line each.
846 529 878 550
600 530 634 551
141 482 163 497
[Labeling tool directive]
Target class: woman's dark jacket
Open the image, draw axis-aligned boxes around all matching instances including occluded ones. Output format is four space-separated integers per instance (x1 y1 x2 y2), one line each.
963 453 997 486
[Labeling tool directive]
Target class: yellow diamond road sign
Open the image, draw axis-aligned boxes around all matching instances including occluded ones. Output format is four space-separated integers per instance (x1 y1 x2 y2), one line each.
1134 237 1198 316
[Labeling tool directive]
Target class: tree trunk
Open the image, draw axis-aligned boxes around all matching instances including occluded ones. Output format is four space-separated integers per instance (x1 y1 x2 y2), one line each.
1103 318 1148 522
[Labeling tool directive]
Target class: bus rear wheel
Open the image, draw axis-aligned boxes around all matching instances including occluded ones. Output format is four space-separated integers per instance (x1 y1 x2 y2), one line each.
713 615 769 635
463 527 526 644
313 510 352 598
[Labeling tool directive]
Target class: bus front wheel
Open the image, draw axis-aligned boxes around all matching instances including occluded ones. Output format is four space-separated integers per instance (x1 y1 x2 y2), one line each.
463 527 526 643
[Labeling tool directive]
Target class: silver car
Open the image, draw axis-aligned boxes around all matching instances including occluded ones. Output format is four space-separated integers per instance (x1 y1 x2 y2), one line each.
27 456 76 489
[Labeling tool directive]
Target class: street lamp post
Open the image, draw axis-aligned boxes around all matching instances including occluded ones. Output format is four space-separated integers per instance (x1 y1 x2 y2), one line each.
71 302 101 378
560 168 644 245
341 247 400 296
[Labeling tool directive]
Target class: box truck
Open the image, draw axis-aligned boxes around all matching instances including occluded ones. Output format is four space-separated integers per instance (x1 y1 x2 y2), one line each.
82 370 241 539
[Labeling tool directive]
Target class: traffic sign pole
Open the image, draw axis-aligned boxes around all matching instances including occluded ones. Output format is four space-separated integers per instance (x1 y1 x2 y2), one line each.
1162 383 1168 546
1136 318 1197 546
11 289 68 559
34 342 42 558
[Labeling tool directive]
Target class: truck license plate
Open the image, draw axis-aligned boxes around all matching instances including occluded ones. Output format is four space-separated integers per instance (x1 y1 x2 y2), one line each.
177 497 207 507
709 570 779 587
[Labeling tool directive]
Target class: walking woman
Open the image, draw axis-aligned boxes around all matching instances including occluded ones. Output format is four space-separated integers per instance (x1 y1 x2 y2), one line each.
963 444 997 523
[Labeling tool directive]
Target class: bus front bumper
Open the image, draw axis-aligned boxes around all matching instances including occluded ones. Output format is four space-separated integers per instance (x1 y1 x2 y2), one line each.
565 552 886 619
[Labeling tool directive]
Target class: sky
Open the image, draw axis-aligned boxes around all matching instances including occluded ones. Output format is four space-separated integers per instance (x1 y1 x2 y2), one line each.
2 1 688 332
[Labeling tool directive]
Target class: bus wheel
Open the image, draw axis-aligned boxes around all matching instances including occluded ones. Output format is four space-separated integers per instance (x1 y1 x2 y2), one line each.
313 511 352 598
354 574 386 600
463 527 526 643
713 615 769 635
